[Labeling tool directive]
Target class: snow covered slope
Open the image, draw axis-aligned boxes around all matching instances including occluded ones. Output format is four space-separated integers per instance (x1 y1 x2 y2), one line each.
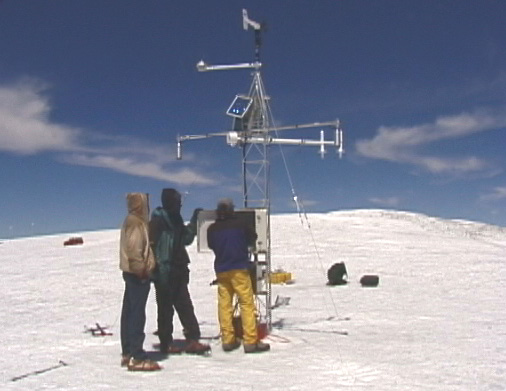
1 210 505 390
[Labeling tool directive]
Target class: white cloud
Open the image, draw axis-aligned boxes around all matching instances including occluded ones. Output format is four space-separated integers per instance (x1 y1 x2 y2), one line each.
0 80 217 186
369 196 401 207
356 109 506 176
296 198 318 208
0 80 80 154
480 186 506 202
66 154 215 185
416 156 488 175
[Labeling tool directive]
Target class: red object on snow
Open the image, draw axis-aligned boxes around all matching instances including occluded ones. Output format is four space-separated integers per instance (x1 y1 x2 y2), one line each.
64 237 84 246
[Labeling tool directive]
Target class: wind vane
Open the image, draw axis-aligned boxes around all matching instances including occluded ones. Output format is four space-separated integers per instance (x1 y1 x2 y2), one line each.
177 9 345 330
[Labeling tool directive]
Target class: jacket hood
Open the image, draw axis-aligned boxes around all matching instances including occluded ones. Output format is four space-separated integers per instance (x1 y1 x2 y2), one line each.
126 193 149 222
216 197 234 219
161 188 181 213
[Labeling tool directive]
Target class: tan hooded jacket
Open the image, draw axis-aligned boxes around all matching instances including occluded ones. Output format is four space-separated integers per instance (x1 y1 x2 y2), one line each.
119 193 155 279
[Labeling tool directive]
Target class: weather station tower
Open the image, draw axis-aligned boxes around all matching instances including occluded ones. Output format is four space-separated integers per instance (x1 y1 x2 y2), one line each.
177 9 344 332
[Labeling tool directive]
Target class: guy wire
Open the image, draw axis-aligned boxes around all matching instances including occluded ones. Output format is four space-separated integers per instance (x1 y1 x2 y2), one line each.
266 102 343 321
266 102 351 379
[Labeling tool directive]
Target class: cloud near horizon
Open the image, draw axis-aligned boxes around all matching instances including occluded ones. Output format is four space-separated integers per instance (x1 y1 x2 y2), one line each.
480 186 506 202
0 80 216 186
369 196 401 208
356 109 506 176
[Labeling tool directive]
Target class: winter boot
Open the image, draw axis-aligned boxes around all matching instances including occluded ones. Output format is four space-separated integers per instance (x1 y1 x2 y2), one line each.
127 358 162 371
184 340 211 355
244 341 270 354
120 355 131 367
222 340 241 352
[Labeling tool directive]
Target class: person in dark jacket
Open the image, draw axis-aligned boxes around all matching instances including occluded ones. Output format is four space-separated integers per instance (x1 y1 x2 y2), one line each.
149 188 210 355
207 198 270 354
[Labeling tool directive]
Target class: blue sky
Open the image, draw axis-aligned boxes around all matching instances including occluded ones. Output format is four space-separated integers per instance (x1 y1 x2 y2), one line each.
1 0 505 238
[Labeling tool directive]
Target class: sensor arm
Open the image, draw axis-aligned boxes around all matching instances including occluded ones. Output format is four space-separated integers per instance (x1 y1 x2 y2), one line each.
180 120 339 136
176 120 344 160
196 60 262 72
226 132 341 148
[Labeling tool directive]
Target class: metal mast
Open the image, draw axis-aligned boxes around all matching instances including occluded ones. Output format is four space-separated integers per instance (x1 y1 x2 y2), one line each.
177 9 344 331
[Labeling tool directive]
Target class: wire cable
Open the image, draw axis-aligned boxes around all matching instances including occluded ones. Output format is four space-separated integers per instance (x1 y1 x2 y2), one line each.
264 97 353 382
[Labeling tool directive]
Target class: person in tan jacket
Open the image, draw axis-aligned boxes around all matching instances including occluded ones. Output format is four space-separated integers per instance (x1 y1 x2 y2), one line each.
119 193 160 371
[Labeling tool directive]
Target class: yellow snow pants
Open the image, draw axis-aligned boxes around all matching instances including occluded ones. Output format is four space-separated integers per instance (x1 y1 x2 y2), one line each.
217 269 257 345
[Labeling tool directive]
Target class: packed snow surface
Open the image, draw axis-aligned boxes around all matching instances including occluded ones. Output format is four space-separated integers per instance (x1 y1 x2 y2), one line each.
1 210 505 390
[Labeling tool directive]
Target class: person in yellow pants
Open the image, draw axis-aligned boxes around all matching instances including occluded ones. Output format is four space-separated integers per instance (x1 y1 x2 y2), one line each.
207 198 270 354
217 269 257 347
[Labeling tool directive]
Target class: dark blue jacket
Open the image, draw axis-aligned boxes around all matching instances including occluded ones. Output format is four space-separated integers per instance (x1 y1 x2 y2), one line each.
207 215 257 274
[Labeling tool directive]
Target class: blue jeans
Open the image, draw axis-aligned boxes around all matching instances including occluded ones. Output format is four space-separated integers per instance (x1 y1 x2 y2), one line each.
120 272 150 360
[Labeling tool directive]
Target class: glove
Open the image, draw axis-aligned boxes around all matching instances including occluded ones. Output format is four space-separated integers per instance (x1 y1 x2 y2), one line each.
190 208 203 225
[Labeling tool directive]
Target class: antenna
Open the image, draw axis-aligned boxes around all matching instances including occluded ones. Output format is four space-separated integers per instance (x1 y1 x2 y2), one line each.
177 9 345 332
